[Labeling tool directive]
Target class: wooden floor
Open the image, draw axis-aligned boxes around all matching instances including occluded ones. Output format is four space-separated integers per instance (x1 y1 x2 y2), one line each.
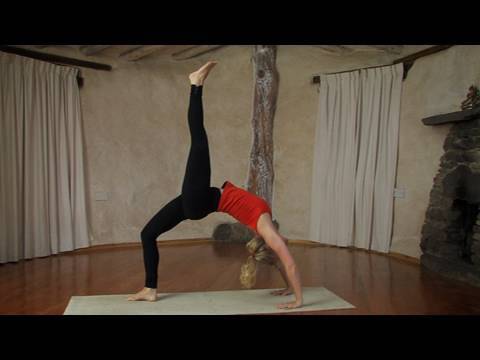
1 241 480 315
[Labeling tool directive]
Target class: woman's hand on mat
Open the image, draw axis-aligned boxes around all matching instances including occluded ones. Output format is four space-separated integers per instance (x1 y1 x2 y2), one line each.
277 300 303 310
270 288 293 296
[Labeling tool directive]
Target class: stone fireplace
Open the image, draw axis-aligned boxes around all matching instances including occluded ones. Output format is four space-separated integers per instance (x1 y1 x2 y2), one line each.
421 107 480 286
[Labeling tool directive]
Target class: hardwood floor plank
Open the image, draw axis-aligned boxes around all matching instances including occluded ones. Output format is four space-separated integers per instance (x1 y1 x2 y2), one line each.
1 242 480 315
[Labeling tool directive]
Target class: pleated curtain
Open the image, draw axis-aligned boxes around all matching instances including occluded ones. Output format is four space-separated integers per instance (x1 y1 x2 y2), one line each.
0 52 90 263
309 63 403 253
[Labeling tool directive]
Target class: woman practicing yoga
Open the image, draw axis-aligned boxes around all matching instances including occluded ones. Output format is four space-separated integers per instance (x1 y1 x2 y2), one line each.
128 61 303 310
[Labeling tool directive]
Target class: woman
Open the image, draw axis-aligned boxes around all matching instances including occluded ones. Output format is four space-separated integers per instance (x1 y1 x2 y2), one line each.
128 61 303 310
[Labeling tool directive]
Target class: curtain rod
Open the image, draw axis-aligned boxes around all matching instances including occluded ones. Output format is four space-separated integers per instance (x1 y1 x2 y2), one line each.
0 45 112 71
311 45 454 84
0 45 113 88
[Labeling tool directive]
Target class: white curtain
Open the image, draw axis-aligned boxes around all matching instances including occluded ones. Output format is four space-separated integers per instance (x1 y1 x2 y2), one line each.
309 63 403 253
0 52 90 263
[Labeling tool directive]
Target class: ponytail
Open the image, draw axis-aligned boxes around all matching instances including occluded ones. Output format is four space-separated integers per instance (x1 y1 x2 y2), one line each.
239 236 277 288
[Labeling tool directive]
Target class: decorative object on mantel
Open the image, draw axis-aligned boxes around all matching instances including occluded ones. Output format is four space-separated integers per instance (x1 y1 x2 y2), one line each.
461 85 480 111
422 85 480 127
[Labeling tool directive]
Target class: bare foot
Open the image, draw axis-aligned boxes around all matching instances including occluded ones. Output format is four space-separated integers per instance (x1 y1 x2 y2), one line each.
277 300 303 310
270 288 293 296
189 61 218 86
127 287 157 302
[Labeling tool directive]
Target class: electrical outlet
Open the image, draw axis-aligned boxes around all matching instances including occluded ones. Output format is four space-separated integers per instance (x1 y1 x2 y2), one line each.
394 188 406 199
94 191 109 201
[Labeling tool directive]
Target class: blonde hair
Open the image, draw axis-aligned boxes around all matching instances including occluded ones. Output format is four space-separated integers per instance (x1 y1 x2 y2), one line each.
239 236 278 289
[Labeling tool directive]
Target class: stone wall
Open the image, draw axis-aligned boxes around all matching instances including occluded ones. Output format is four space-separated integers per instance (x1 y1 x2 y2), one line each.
421 116 480 286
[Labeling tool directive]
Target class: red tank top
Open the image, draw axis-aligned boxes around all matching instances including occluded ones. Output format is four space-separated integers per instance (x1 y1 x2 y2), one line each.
217 181 272 234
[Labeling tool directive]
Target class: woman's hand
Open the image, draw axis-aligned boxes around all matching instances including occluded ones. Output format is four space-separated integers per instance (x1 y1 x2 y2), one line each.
277 300 303 310
270 288 293 296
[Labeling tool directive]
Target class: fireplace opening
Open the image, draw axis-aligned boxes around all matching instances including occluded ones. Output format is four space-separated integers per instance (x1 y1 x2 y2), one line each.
450 199 479 264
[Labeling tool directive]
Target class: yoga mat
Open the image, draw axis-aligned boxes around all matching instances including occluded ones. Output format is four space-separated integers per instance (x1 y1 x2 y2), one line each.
63 287 355 315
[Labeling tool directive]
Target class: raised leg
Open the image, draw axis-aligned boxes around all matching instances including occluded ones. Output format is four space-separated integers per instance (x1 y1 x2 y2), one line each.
181 62 221 219
182 84 211 194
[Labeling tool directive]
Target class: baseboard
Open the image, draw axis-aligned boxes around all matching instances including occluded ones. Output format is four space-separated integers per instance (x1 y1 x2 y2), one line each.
73 239 420 265
74 238 214 253
388 251 421 264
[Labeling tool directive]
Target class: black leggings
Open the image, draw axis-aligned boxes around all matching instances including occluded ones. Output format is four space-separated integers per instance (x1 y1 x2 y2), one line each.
140 85 221 288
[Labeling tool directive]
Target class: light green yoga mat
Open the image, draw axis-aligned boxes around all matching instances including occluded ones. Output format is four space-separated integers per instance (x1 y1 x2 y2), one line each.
63 287 355 315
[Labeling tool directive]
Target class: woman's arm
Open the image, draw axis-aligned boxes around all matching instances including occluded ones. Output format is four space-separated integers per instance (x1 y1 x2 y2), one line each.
271 242 303 309
271 263 293 296
256 213 303 309
260 234 302 308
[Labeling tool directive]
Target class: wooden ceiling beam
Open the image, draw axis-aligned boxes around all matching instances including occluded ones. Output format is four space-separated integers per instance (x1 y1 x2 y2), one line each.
311 45 354 55
366 45 404 54
80 45 112 56
313 45 404 55
171 45 225 60
120 45 169 61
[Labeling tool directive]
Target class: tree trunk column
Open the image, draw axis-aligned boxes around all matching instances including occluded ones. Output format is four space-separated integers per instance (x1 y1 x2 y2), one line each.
247 45 279 208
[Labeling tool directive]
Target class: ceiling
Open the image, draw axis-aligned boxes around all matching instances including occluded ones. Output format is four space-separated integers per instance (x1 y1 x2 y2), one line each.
24 45 413 62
